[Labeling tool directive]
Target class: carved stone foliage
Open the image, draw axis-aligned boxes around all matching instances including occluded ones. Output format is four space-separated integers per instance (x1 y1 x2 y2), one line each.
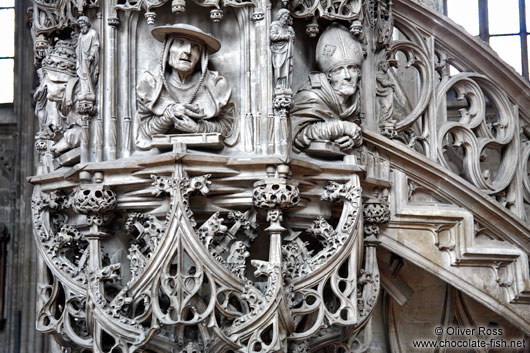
31 156 380 351
32 0 99 35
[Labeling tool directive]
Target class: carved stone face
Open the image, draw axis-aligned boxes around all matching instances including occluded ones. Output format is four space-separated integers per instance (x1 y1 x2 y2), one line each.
277 9 293 26
350 24 362 36
281 13 293 26
328 64 360 97
79 22 89 34
168 36 203 75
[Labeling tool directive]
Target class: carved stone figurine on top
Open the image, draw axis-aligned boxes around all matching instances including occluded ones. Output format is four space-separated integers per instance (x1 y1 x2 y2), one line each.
135 24 234 150
39 40 84 155
291 23 364 153
76 16 100 113
376 60 397 136
270 8 295 95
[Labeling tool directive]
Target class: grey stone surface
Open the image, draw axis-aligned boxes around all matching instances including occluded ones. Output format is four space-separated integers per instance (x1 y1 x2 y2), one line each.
0 0 528 352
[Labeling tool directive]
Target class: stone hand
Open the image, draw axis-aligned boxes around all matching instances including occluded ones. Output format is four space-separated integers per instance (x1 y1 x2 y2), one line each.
169 103 205 120
173 114 200 133
343 122 361 139
334 135 355 150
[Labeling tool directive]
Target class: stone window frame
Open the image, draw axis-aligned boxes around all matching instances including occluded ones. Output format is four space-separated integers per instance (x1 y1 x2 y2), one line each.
444 0 529 80
0 3 15 105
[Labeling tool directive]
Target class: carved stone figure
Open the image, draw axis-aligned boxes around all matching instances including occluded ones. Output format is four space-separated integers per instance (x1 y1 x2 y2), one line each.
349 18 367 47
34 68 54 139
227 240 250 278
135 24 234 149
376 60 396 130
375 0 393 48
291 23 364 153
40 40 83 154
76 16 99 112
270 8 295 94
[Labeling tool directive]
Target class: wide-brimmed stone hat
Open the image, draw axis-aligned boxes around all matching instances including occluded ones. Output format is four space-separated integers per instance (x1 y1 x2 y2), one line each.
151 23 221 54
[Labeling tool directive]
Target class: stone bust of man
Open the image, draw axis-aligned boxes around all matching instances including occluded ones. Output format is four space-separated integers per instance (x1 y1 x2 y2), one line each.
291 23 364 153
136 24 233 150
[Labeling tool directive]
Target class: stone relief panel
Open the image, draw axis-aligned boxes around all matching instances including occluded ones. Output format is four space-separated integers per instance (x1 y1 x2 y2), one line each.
135 24 234 149
28 0 530 351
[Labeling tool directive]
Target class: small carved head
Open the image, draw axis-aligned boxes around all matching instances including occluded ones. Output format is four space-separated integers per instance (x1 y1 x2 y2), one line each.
78 16 90 33
277 8 292 25
350 20 363 37
378 60 390 72
210 8 224 22
171 0 186 13
306 22 320 37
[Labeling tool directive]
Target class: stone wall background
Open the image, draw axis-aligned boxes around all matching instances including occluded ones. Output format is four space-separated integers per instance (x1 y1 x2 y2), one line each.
0 1 47 351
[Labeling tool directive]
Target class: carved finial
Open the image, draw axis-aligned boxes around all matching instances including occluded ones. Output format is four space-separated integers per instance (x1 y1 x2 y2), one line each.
144 11 156 25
